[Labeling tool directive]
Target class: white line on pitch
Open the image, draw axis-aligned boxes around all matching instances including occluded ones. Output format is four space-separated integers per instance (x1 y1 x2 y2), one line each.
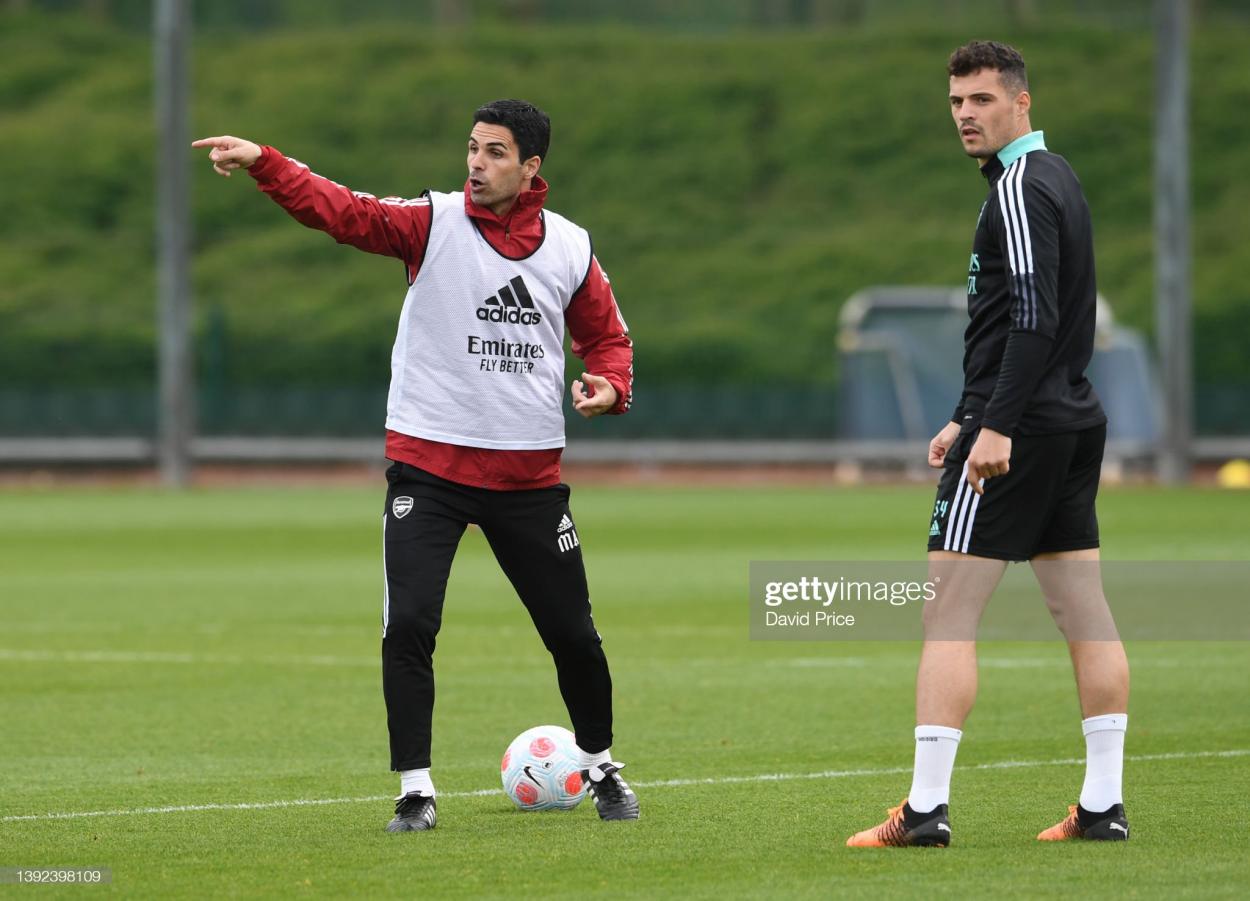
3 749 1246 824
5 649 1237 672
772 656 1234 669
0 649 377 668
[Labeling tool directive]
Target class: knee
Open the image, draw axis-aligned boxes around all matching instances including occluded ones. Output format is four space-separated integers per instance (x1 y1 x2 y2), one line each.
540 618 603 657
1043 594 1074 637
921 596 979 640
1044 592 1116 641
383 604 441 648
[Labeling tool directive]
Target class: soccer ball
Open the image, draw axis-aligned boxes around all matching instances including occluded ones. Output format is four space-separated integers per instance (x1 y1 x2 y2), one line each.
500 725 586 811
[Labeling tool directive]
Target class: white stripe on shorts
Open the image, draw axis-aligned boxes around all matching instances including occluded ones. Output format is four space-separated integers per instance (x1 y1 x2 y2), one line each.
960 490 982 554
944 461 970 551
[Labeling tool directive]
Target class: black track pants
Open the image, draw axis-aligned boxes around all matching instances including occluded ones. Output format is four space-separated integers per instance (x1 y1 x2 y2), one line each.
381 461 613 770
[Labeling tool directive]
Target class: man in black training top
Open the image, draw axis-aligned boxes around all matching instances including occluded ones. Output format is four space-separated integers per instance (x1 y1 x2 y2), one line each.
847 41 1130 848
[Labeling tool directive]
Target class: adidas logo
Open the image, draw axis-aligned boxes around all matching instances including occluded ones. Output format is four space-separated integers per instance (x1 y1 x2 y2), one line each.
929 520 941 537
557 515 580 554
477 275 543 325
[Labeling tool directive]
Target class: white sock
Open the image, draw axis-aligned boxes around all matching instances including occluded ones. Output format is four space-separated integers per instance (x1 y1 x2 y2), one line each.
908 725 962 813
1079 713 1127 812
578 746 612 771
399 768 434 798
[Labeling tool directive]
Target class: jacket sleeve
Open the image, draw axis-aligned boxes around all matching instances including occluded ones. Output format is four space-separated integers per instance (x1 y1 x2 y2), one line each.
951 394 967 427
247 146 431 282
981 168 1062 435
566 256 633 415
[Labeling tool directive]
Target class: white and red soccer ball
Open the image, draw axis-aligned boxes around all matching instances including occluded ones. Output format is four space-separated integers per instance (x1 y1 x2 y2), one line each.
500 725 586 811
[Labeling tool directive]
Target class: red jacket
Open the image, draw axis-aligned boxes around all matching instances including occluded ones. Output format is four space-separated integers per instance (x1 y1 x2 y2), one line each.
248 147 633 490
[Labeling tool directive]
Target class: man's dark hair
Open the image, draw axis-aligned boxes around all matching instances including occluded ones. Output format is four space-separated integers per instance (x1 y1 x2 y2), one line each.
948 41 1028 95
473 99 551 166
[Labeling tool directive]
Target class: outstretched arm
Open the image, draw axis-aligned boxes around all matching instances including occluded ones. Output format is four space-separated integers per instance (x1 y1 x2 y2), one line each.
191 136 430 273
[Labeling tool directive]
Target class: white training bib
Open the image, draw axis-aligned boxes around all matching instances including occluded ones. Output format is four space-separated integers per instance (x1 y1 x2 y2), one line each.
385 191 591 450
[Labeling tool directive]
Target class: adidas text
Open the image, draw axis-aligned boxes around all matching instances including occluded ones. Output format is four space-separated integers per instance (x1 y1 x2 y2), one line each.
477 306 542 325
477 275 542 326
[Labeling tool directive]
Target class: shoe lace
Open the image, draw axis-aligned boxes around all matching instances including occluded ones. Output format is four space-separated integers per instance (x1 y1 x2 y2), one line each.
395 793 432 816
1062 804 1081 838
589 765 628 801
877 802 909 846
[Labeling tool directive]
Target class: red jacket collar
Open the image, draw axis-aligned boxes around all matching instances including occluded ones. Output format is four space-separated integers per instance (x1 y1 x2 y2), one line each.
463 175 548 227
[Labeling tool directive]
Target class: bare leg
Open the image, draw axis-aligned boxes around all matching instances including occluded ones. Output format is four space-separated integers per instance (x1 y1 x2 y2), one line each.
1031 548 1129 716
917 551 1008 727
1032 547 1130 820
846 552 1007 843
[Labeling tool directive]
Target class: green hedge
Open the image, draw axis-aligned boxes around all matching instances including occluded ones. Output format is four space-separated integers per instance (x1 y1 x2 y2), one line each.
2 12 1248 400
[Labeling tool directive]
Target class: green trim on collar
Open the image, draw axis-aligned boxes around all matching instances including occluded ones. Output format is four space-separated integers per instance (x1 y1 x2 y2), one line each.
997 130 1046 168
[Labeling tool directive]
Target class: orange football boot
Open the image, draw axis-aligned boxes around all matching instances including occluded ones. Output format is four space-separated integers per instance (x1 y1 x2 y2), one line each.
1038 803 1129 841
846 799 951 847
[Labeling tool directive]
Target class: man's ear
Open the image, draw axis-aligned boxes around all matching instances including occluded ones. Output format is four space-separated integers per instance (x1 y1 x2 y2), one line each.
522 155 542 180
1015 89 1032 119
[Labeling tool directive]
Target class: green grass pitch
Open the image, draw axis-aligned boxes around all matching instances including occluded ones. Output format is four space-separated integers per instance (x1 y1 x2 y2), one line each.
2 484 1247 898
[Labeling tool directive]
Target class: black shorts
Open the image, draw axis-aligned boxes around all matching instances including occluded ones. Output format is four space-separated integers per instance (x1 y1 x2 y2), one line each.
926 423 1105 561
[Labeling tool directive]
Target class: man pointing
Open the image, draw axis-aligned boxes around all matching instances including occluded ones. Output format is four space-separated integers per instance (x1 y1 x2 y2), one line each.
194 99 639 832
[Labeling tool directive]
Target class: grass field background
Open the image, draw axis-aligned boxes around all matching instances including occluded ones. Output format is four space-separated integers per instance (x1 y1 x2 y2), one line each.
2 483 1248 898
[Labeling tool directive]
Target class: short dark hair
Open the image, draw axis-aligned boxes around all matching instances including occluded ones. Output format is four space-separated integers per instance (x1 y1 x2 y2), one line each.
473 99 551 166
948 41 1028 95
